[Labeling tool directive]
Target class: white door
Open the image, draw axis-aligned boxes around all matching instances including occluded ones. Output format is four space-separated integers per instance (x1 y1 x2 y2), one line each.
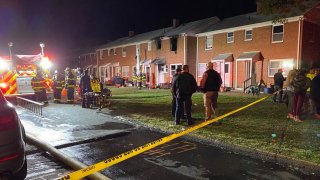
213 61 224 85
223 62 231 87
158 65 167 84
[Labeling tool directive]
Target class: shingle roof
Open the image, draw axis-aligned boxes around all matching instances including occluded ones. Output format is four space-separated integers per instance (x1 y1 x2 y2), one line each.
96 16 219 50
200 0 320 34
163 16 219 37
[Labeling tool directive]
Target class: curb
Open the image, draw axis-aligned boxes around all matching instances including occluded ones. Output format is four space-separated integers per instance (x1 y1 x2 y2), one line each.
26 134 111 180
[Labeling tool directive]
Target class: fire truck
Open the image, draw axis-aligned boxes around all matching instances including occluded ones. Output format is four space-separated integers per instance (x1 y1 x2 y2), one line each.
0 54 52 95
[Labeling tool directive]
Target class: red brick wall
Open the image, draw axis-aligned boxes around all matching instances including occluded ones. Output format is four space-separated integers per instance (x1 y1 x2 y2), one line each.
197 21 300 88
186 36 197 77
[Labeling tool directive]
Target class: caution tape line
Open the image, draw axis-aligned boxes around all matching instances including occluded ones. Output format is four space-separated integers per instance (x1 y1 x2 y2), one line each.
57 94 272 180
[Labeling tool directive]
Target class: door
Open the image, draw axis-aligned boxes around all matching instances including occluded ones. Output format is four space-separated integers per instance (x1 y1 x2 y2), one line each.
158 65 167 84
212 61 224 86
224 62 231 87
145 66 151 84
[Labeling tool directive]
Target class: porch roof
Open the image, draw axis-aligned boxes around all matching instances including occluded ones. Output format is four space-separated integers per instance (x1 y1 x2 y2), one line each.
140 59 152 66
213 53 233 62
236 51 263 61
99 63 111 67
151 58 165 65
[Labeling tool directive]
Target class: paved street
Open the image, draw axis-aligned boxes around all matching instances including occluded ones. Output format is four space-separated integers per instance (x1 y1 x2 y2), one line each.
18 103 318 179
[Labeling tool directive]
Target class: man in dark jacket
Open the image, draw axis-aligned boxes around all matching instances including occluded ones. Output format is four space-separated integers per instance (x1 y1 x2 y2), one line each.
311 68 320 119
171 67 182 118
273 68 286 102
80 69 92 108
200 62 222 120
172 65 197 125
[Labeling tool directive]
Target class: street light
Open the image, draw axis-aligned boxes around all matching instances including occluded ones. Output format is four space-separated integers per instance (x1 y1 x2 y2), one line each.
8 42 13 60
40 42 45 56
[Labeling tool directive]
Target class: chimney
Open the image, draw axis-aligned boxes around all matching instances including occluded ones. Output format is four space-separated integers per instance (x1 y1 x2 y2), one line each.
128 31 135 37
172 18 180 28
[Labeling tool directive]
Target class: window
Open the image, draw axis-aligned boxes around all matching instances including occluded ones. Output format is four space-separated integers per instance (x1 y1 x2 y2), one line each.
205 35 213 50
122 47 126 57
156 39 161 49
122 66 129 77
268 59 294 77
108 49 110 56
245 30 252 41
148 42 152 51
198 63 206 77
272 25 284 42
100 50 104 59
227 32 234 43
170 37 177 51
115 66 120 75
224 64 229 73
160 65 168 73
170 64 182 77
113 48 117 55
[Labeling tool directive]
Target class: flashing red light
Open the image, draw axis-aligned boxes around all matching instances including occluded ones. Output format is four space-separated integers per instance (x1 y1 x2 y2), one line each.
0 82 8 89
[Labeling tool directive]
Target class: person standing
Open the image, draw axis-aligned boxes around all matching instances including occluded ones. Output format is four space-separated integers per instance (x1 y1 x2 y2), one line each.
52 69 65 103
285 69 297 119
171 67 182 118
310 68 320 120
65 67 76 104
172 65 197 125
291 69 311 122
80 69 92 108
273 68 286 103
306 68 316 115
31 69 48 104
200 62 222 121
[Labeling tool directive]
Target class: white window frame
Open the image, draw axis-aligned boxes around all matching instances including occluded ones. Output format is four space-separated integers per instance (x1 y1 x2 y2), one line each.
122 66 129 77
198 63 207 77
113 48 117 55
147 42 152 51
245 29 252 41
108 49 110 56
170 64 182 77
115 66 120 75
100 50 103 59
205 35 213 50
272 25 284 43
227 32 234 43
160 65 168 73
122 47 126 57
268 59 294 77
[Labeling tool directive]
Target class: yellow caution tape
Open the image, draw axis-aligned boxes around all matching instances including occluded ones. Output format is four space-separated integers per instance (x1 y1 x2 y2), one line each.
57 94 272 180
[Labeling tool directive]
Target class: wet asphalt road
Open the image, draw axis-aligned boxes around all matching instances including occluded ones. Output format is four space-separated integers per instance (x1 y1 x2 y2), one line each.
16 103 319 180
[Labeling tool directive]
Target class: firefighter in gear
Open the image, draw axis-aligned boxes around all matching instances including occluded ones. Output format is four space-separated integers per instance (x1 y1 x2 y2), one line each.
90 74 102 93
31 69 48 104
52 69 65 103
141 73 146 87
65 67 76 104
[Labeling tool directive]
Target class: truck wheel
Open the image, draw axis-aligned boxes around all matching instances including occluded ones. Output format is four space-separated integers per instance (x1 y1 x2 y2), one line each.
12 157 27 180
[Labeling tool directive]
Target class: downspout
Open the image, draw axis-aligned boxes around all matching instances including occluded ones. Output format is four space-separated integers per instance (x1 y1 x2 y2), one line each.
196 35 199 81
184 35 186 65
297 17 303 69
96 51 99 78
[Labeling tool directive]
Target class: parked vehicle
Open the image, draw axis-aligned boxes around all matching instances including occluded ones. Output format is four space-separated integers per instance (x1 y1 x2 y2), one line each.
0 89 27 179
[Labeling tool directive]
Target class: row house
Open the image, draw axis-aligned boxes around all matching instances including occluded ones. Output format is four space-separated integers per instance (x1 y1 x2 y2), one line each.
78 1 320 91
197 2 320 90
78 48 97 76
94 17 219 86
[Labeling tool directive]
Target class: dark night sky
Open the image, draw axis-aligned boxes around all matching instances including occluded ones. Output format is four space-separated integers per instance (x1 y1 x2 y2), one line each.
0 0 256 63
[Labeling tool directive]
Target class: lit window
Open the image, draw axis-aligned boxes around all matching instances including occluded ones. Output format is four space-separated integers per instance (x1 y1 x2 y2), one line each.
272 25 284 42
227 32 234 43
205 35 213 50
122 66 129 77
198 63 206 77
268 59 294 77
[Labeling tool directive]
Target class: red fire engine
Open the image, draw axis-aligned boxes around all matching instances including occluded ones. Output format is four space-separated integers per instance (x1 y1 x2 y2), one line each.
0 54 52 95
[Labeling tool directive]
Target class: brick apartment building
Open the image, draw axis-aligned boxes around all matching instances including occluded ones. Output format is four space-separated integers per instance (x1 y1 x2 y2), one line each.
197 2 320 90
77 1 320 90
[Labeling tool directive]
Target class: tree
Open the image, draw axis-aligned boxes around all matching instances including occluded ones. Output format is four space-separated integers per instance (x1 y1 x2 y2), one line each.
257 0 320 23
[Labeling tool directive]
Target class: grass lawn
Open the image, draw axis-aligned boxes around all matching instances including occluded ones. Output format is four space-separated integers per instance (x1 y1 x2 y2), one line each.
108 87 320 164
